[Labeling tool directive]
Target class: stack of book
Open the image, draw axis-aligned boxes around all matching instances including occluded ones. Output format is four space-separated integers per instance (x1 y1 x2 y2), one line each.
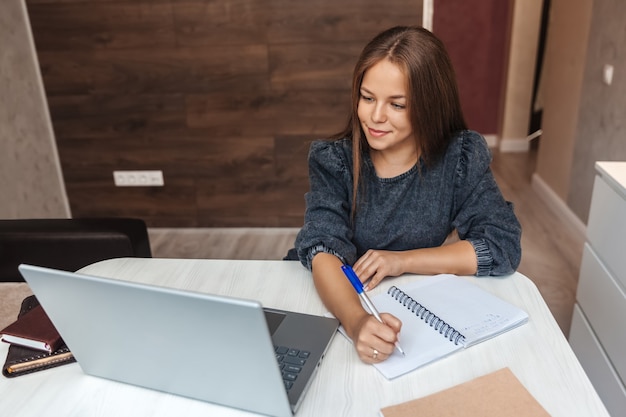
1 295 75 377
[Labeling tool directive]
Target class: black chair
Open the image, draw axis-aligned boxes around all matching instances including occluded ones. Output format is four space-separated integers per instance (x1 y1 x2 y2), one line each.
0 218 152 283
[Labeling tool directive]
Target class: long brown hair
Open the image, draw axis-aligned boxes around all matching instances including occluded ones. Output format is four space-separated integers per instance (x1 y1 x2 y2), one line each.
332 26 467 218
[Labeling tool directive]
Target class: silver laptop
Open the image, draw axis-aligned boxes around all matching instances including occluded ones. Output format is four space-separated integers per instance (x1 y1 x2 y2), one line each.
18 264 339 417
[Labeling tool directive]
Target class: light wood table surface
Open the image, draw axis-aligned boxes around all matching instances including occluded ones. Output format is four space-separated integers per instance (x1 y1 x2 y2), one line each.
0 258 609 416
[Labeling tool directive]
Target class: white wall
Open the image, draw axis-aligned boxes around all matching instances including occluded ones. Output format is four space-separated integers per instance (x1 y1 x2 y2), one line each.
499 0 544 152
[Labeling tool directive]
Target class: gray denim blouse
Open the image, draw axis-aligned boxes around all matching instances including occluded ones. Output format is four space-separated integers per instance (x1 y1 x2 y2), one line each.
294 130 521 276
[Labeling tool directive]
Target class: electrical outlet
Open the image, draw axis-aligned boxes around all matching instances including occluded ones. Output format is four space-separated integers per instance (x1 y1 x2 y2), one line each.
113 170 164 187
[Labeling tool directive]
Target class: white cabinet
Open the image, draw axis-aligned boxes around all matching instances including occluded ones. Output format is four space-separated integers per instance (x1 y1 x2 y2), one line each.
569 162 626 417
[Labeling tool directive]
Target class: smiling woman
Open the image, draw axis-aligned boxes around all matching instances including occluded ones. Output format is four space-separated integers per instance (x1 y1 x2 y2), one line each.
292 26 522 365
358 59 417 178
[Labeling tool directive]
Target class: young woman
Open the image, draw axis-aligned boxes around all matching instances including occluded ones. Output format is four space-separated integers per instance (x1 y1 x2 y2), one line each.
293 26 521 364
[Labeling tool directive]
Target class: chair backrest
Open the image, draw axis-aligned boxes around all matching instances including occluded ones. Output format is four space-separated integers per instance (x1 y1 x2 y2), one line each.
0 218 152 282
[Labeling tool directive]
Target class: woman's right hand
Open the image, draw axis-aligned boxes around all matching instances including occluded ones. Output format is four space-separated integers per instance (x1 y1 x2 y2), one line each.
310 252 402 363
350 312 402 363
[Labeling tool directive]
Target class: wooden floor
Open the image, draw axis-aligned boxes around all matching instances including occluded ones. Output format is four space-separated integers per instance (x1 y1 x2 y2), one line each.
149 147 584 337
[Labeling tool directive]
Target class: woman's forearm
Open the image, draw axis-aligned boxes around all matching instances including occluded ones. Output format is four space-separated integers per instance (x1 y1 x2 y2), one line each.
311 252 368 340
403 240 477 276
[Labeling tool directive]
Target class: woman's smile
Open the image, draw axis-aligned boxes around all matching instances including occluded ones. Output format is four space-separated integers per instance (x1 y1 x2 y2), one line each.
366 126 390 138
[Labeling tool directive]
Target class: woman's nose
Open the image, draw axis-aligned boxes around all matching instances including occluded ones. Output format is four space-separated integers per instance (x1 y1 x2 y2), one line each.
371 103 386 123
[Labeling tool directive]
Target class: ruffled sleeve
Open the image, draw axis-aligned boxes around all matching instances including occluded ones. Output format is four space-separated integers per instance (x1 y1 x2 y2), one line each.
451 131 522 276
295 140 358 270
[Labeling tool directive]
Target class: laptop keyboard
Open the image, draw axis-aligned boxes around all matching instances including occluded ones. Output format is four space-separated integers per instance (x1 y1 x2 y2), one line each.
274 345 310 391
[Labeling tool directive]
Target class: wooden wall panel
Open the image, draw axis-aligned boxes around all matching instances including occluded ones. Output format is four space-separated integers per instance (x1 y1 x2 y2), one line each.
264 0 423 43
185 90 349 135
172 0 268 46
47 95 187 139
26 0 422 227
66 179 199 227
25 2 177 51
269 43 362 92
38 45 270 95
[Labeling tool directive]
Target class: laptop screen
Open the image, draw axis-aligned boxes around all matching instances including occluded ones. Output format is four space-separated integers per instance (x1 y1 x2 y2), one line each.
265 310 286 335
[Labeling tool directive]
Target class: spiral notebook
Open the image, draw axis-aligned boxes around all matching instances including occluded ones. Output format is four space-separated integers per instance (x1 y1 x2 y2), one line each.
365 275 528 379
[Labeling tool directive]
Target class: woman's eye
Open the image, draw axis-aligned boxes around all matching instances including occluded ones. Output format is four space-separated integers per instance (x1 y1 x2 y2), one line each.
391 103 406 110
360 95 374 102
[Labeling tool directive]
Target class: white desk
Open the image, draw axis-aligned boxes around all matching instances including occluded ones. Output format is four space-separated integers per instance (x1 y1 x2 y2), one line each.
0 258 609 416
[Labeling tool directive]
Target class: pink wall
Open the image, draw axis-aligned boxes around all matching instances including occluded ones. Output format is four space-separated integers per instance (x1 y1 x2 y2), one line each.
433 0 512 135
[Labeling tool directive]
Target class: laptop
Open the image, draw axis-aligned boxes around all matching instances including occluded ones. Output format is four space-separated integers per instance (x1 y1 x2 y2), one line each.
18 264 339 417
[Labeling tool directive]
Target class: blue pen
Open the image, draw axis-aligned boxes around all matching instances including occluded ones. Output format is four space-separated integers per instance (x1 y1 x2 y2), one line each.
341 265 406 356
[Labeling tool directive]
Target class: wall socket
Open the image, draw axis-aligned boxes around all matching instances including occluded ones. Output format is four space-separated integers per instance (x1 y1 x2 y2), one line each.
113 170 164 187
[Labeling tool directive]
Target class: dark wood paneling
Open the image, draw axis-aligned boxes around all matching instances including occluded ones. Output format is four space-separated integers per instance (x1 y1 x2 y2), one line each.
185 90 349 136
25 2 176 51
196 176 308 227
172 0 269 47
48 95 187 139
151 135 277 180
26 0 422 227
65 179 199 227
265 0 423 43
38 45 270 95
274 135 314 180
269 42 362 92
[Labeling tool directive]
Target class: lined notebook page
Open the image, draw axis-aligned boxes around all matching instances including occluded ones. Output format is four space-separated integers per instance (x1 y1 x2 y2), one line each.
394 275 529 346
371 275 528 379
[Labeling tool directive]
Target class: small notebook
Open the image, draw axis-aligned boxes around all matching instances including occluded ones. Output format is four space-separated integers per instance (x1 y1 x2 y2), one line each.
2 296 75 378
380 367 550 417
1 303 63 353
366 275 528 379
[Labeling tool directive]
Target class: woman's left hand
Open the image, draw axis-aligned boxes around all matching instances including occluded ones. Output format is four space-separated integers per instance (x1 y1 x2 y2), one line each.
353 250 405 290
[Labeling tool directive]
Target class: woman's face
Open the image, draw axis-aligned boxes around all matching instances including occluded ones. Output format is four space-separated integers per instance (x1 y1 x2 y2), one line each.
357 59 415 155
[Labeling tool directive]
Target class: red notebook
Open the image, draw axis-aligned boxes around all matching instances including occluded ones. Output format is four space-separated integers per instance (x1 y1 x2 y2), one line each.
1 303 63 353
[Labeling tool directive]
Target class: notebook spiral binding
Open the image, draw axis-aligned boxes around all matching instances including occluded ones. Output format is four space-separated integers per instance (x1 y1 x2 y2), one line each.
388 286 466 345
